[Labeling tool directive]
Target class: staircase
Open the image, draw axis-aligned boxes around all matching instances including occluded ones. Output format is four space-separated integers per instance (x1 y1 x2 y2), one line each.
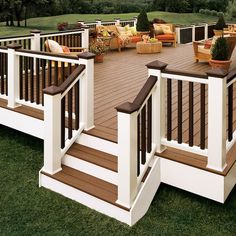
40 133 161 226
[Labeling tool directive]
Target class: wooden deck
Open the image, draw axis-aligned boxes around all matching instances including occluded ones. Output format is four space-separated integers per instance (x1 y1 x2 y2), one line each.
86 44 236 143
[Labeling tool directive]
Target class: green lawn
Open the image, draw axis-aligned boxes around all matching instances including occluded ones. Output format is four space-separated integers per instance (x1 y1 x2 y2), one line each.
0 124 236 235
0 12 219 37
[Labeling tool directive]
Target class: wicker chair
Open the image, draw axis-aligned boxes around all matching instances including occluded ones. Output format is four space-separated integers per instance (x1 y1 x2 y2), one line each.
193 36 236 62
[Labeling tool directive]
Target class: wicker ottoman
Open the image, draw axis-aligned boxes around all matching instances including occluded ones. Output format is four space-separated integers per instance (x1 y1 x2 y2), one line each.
136 41 162 54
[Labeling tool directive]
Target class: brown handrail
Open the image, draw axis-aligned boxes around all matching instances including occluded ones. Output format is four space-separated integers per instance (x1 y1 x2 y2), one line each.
116 75 157 114
16 48 81 60
43 64 85 96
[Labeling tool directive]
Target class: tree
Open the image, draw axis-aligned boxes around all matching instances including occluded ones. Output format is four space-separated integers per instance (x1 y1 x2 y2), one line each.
136 9 150 32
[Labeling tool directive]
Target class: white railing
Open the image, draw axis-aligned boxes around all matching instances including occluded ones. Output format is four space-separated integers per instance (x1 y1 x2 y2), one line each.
116 60 232 208
83 17 137 29
175 23 215 44
43 65 87 174
0 28 89 52
0 47 8 99
116 75 158 208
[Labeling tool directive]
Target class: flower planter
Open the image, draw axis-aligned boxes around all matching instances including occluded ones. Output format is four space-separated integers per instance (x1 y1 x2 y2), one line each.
95 54 104 63
209 59 231 71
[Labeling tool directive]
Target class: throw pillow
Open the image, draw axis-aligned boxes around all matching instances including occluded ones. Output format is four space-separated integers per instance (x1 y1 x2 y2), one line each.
102 30 110 37
47 39 63 53
129 26 137 36
153 24 164 35
125 24 130 31
116 26 126 34
61 45 70 53
160 24 173 34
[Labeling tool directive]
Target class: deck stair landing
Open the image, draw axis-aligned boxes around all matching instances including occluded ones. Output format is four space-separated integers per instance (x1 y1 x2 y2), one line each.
40 137 161 226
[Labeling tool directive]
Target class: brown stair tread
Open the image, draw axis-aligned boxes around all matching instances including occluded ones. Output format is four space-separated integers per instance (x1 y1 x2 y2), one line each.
66 143 118 172
42 165 129 211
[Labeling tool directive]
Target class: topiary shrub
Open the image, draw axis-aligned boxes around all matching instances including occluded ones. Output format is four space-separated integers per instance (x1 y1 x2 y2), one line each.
215 14 226 30
211 36 229 60
136 9 150 32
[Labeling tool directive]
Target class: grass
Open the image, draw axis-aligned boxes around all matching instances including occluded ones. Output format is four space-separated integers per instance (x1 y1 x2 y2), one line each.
0 11 219 37
0 124 236 235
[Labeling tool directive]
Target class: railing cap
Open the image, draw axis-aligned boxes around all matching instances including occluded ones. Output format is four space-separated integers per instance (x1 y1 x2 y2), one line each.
43 85 62 96
146 60 168 71
206 68 229 78
7 43 22 50
30 29 41 34
116 102 140 114
78 52 95 60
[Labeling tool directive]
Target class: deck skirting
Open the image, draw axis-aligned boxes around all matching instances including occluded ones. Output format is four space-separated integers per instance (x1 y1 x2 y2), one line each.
160 157 236 203
0 106 44 139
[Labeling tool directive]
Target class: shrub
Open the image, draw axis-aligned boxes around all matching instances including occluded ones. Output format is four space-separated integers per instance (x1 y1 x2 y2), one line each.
211 37 229 60
217 12 224 17
215 14 226 30
211 10 218 16
136 9 150 32
205 9 211 15
199 9 205 14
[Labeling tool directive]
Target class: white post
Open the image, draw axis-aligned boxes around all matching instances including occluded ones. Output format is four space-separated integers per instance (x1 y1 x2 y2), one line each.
192 25 195 42
7 44 21 108
133 16 138 28
116 104 139 208
30 29 41 51
96 19 102 26
176 27 181 44
78 52 95 130
147 61 168 153
115 18 120 26
43 86 62 174
81 26 89 51
207 70 227 172
205 24 208 40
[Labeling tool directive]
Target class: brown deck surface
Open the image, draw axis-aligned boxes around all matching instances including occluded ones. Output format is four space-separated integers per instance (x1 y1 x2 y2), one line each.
87 44 236 143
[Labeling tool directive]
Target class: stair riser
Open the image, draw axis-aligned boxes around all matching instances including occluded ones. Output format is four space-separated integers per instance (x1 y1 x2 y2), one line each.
62 154 118 185
40 173 131 225
77 133 118 156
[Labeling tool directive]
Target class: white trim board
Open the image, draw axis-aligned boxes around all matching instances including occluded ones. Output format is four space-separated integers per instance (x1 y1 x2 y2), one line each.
0 107 44 139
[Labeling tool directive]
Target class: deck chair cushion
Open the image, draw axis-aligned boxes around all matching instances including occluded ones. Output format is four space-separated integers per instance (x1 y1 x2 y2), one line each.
47 39 63 53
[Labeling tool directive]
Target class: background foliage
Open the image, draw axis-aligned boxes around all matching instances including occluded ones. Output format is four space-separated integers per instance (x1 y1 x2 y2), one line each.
0 0 233 27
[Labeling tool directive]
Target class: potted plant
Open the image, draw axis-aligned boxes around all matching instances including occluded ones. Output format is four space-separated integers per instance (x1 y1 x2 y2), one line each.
214 14 226 36
209 36 231 71
89 39 107 63
136 9 150 36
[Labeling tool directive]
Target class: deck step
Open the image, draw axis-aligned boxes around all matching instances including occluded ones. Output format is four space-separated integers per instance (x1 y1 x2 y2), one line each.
66 143 118 172
41 165 128 210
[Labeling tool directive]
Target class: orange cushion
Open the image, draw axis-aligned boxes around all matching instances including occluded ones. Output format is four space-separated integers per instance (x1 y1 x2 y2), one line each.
131 36 142 43
156 34 175 40
61 45 70 53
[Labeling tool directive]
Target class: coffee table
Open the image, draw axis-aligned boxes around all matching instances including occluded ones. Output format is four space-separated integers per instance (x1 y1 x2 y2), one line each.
136 41 162 54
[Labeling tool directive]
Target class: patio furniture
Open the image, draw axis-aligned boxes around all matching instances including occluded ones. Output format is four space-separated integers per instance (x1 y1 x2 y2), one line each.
136 41 162 54
153 24 176 47
193 36 236 62
96 25 142 52
44 39 85 56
